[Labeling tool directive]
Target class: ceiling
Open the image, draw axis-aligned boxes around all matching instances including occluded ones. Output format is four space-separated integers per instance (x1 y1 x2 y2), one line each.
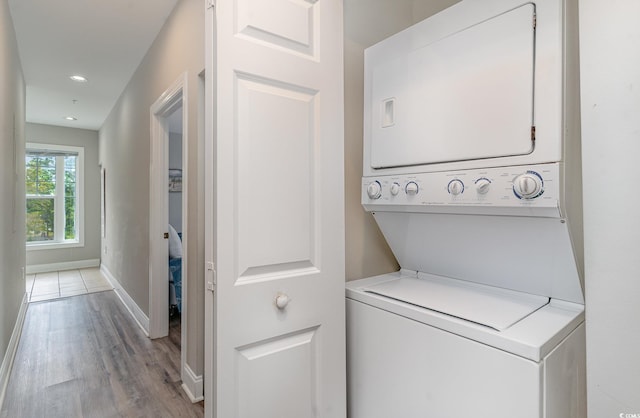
8 0 459 133
8 0 179 131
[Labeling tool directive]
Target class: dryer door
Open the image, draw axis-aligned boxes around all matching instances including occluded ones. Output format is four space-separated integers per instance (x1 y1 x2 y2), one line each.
368 3 536 169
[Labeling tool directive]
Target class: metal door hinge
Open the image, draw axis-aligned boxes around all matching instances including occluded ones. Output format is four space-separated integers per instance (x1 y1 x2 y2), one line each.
164 232 169 239
531 126 536 141
206 261 216 289
207 0 215 9
533 13 537 29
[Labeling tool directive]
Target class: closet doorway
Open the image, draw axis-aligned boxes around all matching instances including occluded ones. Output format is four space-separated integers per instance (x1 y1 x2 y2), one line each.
149 74 189 392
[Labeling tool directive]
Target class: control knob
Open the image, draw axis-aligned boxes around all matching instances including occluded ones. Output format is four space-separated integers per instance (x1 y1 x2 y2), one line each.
475 178 491 195
390 182 401 196
447 179 464 196
366 181 382 199
405 181 419 196
513 171 544 199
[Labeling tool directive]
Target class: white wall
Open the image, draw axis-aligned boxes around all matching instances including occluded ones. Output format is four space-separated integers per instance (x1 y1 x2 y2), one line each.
25 123 101 268
580 0 640 415
0 0 26 379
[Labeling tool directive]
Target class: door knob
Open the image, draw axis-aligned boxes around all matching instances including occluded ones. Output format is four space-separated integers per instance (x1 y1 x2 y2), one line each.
275 293 290 309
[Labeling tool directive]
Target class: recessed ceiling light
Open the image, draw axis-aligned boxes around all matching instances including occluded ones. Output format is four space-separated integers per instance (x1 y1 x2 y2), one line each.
69 75 87 83
64 116 77 121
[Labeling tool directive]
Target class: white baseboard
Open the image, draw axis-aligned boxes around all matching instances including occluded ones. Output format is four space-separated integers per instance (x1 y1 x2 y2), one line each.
26 258 100 274
0 293 29 410
182 363 204 403
100 263 150 337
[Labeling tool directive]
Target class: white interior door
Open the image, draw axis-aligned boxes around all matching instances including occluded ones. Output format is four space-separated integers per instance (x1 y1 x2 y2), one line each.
205 0 346 417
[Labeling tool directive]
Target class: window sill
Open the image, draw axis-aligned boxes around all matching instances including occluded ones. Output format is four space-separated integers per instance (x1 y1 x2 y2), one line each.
27 241 84 251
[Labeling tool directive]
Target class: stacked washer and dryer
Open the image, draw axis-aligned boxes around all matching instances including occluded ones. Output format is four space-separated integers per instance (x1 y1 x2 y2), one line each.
346 0 586 417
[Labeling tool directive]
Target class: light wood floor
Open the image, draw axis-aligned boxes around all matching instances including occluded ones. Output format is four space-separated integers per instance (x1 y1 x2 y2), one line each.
1 291 204 418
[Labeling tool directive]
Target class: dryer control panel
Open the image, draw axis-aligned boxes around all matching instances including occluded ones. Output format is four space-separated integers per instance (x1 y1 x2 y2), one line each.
362 163 561 217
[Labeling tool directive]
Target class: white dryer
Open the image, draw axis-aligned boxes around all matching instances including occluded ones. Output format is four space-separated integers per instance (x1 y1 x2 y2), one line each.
347 0 585 417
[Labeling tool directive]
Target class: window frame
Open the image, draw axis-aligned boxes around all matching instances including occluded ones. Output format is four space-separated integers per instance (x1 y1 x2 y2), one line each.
26 142 85 251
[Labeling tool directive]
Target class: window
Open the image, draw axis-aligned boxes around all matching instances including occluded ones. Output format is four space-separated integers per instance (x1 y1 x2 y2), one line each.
26 143 84 249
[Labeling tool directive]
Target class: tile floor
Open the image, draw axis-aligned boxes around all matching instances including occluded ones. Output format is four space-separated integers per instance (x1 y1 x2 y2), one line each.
26 267 113 302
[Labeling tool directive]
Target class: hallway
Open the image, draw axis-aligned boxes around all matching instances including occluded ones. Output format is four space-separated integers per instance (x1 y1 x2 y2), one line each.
1 291 203 417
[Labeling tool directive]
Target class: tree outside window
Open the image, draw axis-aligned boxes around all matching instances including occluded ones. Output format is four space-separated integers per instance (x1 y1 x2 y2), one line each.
64 156 77 240
26 155 56 241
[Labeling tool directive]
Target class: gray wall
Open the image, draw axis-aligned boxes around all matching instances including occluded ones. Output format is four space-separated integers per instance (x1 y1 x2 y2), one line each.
343 0 460 281
580 0 640 414
99 0 204 375
0 0 26 374
169 131 182 233
25 123 101 267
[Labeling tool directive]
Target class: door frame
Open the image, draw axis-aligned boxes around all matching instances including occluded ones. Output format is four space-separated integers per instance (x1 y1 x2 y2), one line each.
149 75 189 374
204 0 215 414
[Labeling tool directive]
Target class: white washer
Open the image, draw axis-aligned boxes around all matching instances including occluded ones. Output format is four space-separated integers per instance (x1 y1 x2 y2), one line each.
348 0 585 417
346 272 585 418
348 176 586 417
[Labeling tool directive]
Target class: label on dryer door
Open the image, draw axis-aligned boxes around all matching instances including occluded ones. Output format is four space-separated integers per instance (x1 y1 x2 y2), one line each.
361 163 561 217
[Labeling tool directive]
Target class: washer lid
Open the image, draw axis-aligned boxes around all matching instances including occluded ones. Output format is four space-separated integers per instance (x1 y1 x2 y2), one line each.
365 273 549 331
